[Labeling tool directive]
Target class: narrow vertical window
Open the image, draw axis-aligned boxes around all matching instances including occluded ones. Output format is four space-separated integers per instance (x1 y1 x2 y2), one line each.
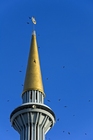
36 91 37 100
30 92 32 100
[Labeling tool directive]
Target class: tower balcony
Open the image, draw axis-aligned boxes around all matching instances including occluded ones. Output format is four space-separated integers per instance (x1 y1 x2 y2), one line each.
10 103 56 140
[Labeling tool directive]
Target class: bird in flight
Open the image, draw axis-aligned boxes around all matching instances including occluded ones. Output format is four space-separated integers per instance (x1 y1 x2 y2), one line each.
64 106 67 108
58 99 61 101
85 133 87 135
19 70 22 72
27 22 29 24
33 59 36 63
57 118 59 121
63 131 65 133
63 66 65 68
47 100 50 102
29 17 31 19
68 132 70 135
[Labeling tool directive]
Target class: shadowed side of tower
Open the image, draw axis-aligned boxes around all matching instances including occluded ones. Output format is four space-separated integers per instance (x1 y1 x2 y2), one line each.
10 30 56 140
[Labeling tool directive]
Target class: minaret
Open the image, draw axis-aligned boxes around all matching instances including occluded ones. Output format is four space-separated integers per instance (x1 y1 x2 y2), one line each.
10 25 56 140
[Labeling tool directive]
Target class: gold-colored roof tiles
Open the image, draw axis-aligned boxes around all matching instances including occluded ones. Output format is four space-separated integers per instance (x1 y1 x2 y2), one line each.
22 31 44 96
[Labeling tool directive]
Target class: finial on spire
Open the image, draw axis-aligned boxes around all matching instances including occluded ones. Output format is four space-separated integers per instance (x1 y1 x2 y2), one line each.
31 17 36 31
32 30 36 36
32 17 36 24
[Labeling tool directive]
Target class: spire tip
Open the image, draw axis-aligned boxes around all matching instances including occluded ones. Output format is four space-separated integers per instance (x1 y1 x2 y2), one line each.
32 30 36 36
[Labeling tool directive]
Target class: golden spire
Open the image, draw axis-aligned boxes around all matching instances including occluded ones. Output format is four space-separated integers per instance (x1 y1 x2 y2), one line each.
22 31 44 96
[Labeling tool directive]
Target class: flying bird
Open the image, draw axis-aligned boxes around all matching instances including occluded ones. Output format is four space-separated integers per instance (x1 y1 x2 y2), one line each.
64 106 67 108
63 66 65 68
58 99 61 101
88 100 91 102
63 131 65 133
85 133 87 135
19 70 22 72
33 60 36 63
68 132 70 135
47 100 50 102
57 118 59 121
27 22 29 24
29 17 31 19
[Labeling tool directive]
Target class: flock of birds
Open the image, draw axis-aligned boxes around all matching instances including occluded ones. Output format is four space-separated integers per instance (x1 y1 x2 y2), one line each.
17 62 91 137
6 90 91 137
26 16 32 24
46 98 90 136
5 71 91 137
4 18 92 139
4 58 91 139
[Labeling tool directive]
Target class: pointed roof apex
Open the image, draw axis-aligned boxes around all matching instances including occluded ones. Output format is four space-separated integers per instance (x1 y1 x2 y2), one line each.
32 30 36 36
22 31 45 96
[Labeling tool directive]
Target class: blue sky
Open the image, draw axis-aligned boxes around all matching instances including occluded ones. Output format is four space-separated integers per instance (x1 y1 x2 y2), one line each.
0 0 93 139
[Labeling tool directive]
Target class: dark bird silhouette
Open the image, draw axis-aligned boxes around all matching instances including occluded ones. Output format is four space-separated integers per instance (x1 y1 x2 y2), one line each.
27 22 29 24
19 70 22 72
63 66 65 68
22 84 24 86
57 118 59 121
68 132 70 135
33 60 36 63
58 99 61 101
85 133 87 135
7 100 9 102
29 17 31 19
47 100 50 102
63 131 65 133
88 100 91 102
64 106 67 108
46 78 48 80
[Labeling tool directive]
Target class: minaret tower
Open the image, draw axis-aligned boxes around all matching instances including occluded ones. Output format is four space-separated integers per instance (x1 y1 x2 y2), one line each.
10 18 55 140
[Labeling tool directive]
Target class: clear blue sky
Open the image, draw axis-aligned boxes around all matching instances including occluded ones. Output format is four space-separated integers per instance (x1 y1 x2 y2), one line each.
0 0 93 139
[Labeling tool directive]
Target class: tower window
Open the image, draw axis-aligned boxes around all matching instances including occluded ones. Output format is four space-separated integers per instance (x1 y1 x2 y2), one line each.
30 92 32 100
36 92 37 100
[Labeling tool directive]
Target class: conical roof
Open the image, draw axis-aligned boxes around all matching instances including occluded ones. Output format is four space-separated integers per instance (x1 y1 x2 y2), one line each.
22 31 44 96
